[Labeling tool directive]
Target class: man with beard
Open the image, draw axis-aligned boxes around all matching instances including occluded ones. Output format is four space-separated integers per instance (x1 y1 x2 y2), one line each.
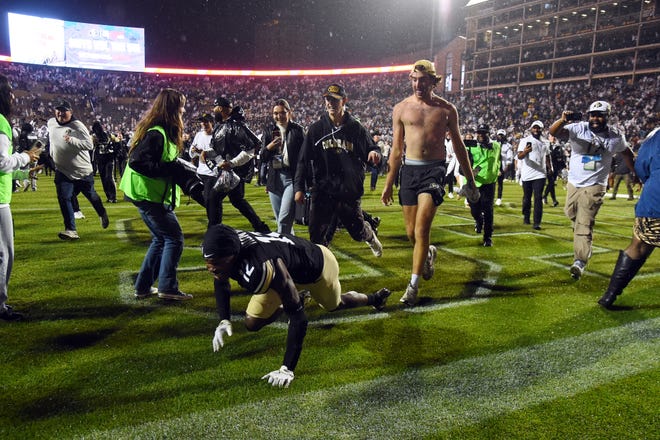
549 101 634 280
207 96 270 233
466 124 501 247
517 120 551 231
48 100 109 240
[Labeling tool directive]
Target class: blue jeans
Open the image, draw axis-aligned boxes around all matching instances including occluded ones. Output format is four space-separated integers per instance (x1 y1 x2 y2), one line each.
268 172 295 234
55 171 106 230
133 200 183 294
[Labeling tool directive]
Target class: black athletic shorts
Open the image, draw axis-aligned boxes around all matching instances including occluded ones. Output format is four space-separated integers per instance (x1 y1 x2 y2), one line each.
398 161 446 206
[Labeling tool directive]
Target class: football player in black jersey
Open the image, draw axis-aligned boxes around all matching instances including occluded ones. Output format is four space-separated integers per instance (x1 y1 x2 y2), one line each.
202 224 391 387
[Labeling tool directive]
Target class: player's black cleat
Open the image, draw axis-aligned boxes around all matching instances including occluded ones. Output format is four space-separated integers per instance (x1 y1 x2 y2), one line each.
372 288 391 311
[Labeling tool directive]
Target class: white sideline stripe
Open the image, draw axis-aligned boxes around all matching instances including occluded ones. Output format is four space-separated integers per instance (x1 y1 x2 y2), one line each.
79 318 660 440
529 249 659 281
267 298 489 328
439 245 501 297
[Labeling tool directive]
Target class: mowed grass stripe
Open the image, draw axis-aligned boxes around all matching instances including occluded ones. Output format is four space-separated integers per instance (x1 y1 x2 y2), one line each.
78 317 659 440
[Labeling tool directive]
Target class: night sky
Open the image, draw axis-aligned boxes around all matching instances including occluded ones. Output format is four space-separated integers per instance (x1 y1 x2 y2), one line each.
0 0 467 69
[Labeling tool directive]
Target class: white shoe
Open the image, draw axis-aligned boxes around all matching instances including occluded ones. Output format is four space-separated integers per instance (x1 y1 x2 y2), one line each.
58 229 80 240
134 286 158 299
570 260 586 280
157 290 193 301
400 284 418 306
422 245 437 281
447 192 454 199
74 211 85 219
495 198 502 206
367 235 383 257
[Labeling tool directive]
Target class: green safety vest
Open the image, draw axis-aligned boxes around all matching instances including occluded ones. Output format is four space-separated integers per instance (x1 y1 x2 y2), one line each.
0 115 13 204
467 140 501 186
119 126 181 207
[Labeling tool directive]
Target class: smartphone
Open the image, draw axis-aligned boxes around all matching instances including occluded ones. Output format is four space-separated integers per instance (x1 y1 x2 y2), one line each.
566 112 582 122
272 127 281 139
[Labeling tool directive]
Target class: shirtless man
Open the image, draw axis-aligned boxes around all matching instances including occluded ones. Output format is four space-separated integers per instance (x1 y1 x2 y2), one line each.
381 60 478 305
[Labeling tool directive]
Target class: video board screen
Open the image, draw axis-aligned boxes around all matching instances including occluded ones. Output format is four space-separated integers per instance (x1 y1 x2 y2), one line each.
7 12 145 72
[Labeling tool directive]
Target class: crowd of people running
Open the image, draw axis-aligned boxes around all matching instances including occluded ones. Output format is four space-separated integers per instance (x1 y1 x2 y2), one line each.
1 61 658 387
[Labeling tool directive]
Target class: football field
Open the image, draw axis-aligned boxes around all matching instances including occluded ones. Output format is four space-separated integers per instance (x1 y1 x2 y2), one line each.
3 176 658 439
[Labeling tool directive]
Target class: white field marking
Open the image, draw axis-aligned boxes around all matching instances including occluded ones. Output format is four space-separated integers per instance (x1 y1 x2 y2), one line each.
529 247 658 281
267 298 490 329
439 246 501 296
117 247 493 321
78 318 660 440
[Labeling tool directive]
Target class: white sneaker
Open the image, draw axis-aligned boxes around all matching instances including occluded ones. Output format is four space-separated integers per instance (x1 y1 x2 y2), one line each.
422 245 437 280
447 192 454 199
570 260 586 280
495 198 502 206
134 286 158 299
58 229 80 240
400 284 418 306
367 235 383 257
74 211 85 219
157 290 193 301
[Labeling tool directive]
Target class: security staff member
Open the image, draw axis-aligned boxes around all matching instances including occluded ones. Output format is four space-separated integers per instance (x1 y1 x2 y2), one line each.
466 124 501 247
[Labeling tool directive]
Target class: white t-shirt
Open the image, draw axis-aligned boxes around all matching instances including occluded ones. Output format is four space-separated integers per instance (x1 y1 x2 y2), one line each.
517 135 549 181
500 142 514 167
565 122 627 187
189 130 214 177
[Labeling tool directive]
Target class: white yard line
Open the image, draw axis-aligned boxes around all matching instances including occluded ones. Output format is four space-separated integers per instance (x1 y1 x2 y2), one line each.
79 317 660 440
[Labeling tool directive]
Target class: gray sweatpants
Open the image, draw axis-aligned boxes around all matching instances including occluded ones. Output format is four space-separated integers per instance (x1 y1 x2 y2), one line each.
0 205 15 310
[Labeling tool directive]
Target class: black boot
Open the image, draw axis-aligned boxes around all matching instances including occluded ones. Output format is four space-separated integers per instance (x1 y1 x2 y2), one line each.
598 251 646 309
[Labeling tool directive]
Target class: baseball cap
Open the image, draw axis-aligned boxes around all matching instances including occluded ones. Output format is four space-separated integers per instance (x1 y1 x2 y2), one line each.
476 124 490 133
496 129 507 136
197 113 214 123
54 100 72 111
202 224 241 259
323 84 347 100
213 96 231 107
411 60 437 78
587 100 611 115
530 121 544 129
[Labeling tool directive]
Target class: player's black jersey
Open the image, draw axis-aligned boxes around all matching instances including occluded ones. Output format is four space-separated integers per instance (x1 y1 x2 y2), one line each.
229 230 325 294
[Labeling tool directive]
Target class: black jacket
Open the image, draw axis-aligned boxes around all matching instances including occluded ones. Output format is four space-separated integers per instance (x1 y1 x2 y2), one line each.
261 121 305 193
210 106 260 180
294 111 379 200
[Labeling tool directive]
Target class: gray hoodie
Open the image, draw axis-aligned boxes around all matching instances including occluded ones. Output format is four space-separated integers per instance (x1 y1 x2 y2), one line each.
47 117 94 180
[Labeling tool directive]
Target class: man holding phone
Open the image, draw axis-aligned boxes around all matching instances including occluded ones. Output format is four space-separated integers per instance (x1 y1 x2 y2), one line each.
549 101 633 280
517 120 551 230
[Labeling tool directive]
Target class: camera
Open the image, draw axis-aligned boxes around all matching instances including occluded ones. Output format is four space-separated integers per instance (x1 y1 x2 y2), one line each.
566 112 582 122
172 158 205 206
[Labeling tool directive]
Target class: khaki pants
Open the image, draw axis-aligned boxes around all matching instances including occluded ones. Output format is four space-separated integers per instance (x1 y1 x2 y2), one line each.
564 183 606 262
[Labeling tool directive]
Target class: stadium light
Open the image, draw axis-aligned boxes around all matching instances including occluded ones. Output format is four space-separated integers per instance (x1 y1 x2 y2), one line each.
143 65 412 77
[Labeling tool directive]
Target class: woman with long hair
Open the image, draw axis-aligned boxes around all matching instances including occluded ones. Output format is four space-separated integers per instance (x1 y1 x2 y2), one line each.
261 98 305 234
119 88 192 301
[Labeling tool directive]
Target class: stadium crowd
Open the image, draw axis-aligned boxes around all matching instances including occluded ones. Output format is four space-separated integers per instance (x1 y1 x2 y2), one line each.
2 62 658 150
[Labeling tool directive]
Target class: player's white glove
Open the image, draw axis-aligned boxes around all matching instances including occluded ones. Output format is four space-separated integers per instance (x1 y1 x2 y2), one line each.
261 365 295 388
459 181 480 203
212 319 233 351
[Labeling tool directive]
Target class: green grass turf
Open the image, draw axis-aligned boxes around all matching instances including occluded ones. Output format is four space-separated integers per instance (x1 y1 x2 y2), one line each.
2 175 658 439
